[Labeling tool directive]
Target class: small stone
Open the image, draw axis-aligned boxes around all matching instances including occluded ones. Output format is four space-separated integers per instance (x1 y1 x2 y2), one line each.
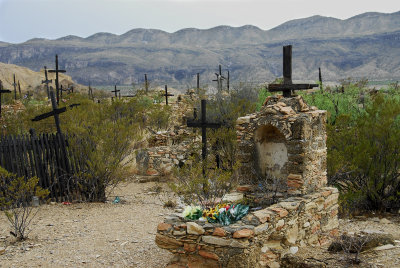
173 230 186 236
373 244 396 251
379 218 391 224
233 229 254 239
271 207 289 218
276 219 285 229
289 246 298 254
199 250 219 261
157 223 172 232
187 222 205 235
236 185 253 193
255 223 269 234
222 192 244 203
0 247 5 255
212 228 226 237
303 222 310 228
183 243 197 252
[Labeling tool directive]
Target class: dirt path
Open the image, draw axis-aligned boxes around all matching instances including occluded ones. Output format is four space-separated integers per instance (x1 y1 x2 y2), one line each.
1 180 400 267
0 180 173 267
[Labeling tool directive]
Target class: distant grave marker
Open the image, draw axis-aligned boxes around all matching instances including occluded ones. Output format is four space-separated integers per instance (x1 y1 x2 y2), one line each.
268 45 319 97
12 74 17 100
42 66 52 98
213 65 225 93
48 55 66 104
0 80 11 118
112 85 120 99
163 85 174 105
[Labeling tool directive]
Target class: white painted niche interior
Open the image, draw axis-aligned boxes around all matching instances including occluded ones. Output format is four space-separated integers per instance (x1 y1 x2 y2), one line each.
254 125 288 178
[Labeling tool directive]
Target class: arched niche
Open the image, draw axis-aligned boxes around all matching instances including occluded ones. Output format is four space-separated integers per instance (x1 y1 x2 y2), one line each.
254 125 288 179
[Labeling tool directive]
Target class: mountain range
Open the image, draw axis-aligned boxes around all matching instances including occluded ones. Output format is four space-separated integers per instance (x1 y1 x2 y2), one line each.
0 11 399 88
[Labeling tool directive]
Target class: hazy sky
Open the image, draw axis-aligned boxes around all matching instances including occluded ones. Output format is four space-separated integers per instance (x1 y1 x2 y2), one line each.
0 0 399 43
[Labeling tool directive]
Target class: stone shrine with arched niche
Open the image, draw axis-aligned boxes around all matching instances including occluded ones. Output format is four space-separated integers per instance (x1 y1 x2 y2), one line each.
236 95 327 195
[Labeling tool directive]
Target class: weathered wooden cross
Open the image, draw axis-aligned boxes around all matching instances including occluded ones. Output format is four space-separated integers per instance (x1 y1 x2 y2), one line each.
88 82 93 100
48 55 66 104
112 85 120 99
32 90 80 134
163 85 174 105
213 65 225 92
144 74 149 93
268 45 319 97
187 100 221 162
42 66 52 98
227 70 230 92
18 81 21 98
12 74 17 100
319 67 323 91
197 73 200 91
0 80 11 118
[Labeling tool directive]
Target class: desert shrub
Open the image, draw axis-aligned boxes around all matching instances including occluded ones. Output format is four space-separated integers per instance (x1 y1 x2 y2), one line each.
64 98 142 201
0 167 49 240
171 156 238 208
328 94 400 213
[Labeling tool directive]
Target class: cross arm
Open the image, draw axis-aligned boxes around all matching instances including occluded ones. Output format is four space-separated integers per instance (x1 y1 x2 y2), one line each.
268 83 319 92
31 107 67 121
48 70 66 73
187 120 221 128
0 89 11 94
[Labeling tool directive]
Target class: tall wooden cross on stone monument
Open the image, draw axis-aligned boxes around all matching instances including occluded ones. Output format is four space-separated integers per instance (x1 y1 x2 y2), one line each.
163 85 174 105
268 45 319 97
42 66 52 98
48 55 66 104
0 80 11 118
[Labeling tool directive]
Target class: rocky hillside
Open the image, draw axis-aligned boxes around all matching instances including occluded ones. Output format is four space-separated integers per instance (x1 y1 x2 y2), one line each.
0 11 399 87
0 62 78 92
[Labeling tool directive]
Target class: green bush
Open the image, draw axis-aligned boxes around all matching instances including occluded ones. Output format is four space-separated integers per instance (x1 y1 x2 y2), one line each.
0 167 49 240
328 94 400 212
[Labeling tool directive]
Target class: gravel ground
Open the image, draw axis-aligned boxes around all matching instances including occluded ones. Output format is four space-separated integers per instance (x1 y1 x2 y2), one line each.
0 180 174 268
1 180 399 268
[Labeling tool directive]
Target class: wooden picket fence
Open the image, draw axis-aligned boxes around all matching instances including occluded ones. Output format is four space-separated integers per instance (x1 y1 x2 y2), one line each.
0 133 95 202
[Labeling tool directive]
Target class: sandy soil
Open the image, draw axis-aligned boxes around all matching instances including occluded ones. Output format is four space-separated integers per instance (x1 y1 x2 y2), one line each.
0 180 174 268
1 180 400 268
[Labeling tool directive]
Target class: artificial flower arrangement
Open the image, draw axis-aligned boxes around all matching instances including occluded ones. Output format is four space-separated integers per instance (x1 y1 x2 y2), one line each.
182 205 203 220
182 203 249 226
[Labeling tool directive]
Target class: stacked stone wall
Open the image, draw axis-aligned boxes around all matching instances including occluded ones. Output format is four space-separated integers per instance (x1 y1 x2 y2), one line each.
236 96 327 195
156 187 339 268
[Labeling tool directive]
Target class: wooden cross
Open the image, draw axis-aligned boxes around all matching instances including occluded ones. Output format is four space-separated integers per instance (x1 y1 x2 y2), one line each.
12 74 17 100
319 67 323 91
0 80 11 118
32 90 80 134
227 70 230 92
88 82 93 100
268 45 319 97
112 85 120 99
48 55 66 104
196 73 200 91
213 65 225 92
42 66 52 98
18 81 21 98
144 74 149 93
163 85 174 105
187 99 221 162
